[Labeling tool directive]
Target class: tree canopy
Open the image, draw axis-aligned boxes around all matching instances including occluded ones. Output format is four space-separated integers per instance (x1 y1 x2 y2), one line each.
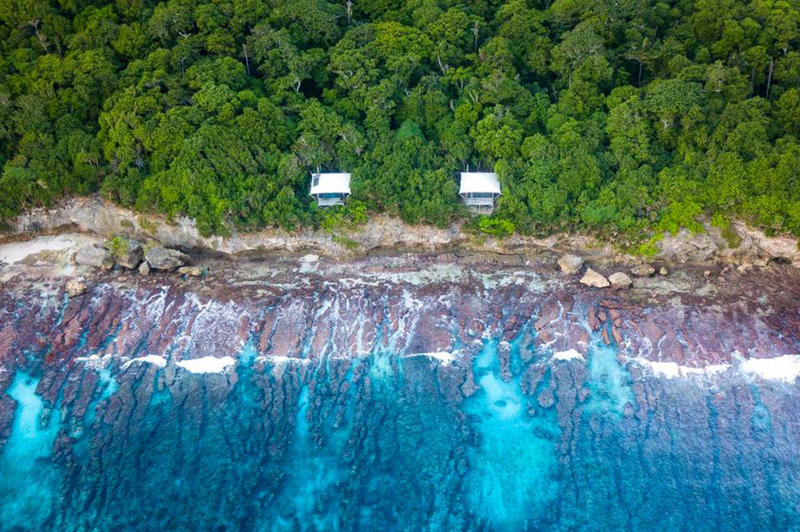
1 0 799 240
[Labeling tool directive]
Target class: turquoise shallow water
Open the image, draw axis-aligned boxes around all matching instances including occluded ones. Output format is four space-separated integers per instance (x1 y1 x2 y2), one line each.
1 330 800 531
0 373 61 531
465 340 559 529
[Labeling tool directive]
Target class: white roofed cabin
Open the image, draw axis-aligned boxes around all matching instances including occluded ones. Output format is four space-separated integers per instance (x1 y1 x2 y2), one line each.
459 172 501 213
310 173 351 207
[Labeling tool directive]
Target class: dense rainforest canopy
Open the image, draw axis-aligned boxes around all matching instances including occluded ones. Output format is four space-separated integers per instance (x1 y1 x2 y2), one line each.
0 0 799 241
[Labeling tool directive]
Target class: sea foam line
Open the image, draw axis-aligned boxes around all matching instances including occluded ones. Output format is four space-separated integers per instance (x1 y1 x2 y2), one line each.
631 355 800 383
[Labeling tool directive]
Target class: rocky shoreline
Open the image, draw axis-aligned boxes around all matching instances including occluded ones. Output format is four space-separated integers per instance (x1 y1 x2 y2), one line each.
0 248 799 530
1 207 800 531
1 231 798 378
5 195 800 269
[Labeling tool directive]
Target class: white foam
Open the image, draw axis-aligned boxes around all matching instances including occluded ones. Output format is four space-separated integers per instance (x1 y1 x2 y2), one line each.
121 355 167 370
631 355 800 383
176 356 235 374
76 354 111 371
645 361 681 378
740 355 800 383
255 355 310 365
631 358 732 379
402 351 456 366
553 349 585 362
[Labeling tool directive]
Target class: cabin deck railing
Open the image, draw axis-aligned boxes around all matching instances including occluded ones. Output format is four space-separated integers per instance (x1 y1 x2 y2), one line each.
463 197 496 206
316 196 345 206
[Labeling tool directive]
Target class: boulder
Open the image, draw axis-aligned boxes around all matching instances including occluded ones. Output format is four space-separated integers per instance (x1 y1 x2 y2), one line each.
75 245 113 270
659 267 668 276
178 266 203 277
630 264 655 277
138 262 150 276
580 268 610 288
557 254 584 275
145 245 190 271
608 272 633 289
109 237 143 269
65 279 87 298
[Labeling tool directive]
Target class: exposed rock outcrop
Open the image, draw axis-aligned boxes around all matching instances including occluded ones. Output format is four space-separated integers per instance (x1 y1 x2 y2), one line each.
631 264 655 277
75 245 113 270
608 272 633 288
64 279 86 298
557 254 584 275
580 268 610 288
178 266 203 277
110 238 143 269
7 195 799 266
145 245 190 271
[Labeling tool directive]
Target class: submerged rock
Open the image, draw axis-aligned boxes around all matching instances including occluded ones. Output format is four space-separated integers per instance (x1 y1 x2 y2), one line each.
1 257 800 532
178 266 203 277
631 264 655 277
64 279 86 298
580 268 610 288
74 245 113 270
558 254 584 275
145 244 189 271
609 272 633 289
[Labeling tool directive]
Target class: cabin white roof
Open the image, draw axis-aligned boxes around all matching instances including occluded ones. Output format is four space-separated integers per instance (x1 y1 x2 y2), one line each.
310 173 351 195
459 172 501 195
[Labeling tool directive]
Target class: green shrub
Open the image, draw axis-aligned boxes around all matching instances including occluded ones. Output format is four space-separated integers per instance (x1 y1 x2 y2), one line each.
478 218 516 238
108 236 128 260
712 214 741 249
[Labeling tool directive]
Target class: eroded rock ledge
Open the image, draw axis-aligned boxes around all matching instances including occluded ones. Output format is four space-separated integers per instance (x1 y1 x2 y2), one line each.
6 195 800 267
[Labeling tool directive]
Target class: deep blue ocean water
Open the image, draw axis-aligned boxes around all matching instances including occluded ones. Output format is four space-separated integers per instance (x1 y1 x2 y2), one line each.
1 330 800 532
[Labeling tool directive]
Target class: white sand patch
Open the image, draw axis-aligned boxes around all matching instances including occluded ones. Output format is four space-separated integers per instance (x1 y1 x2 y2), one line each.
402 351 457 366
121 355 167 370
553 349 585 362
176 356 235 374
740 355 800 383
0 234 92 264
477 271 547 291
299 254 319 273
